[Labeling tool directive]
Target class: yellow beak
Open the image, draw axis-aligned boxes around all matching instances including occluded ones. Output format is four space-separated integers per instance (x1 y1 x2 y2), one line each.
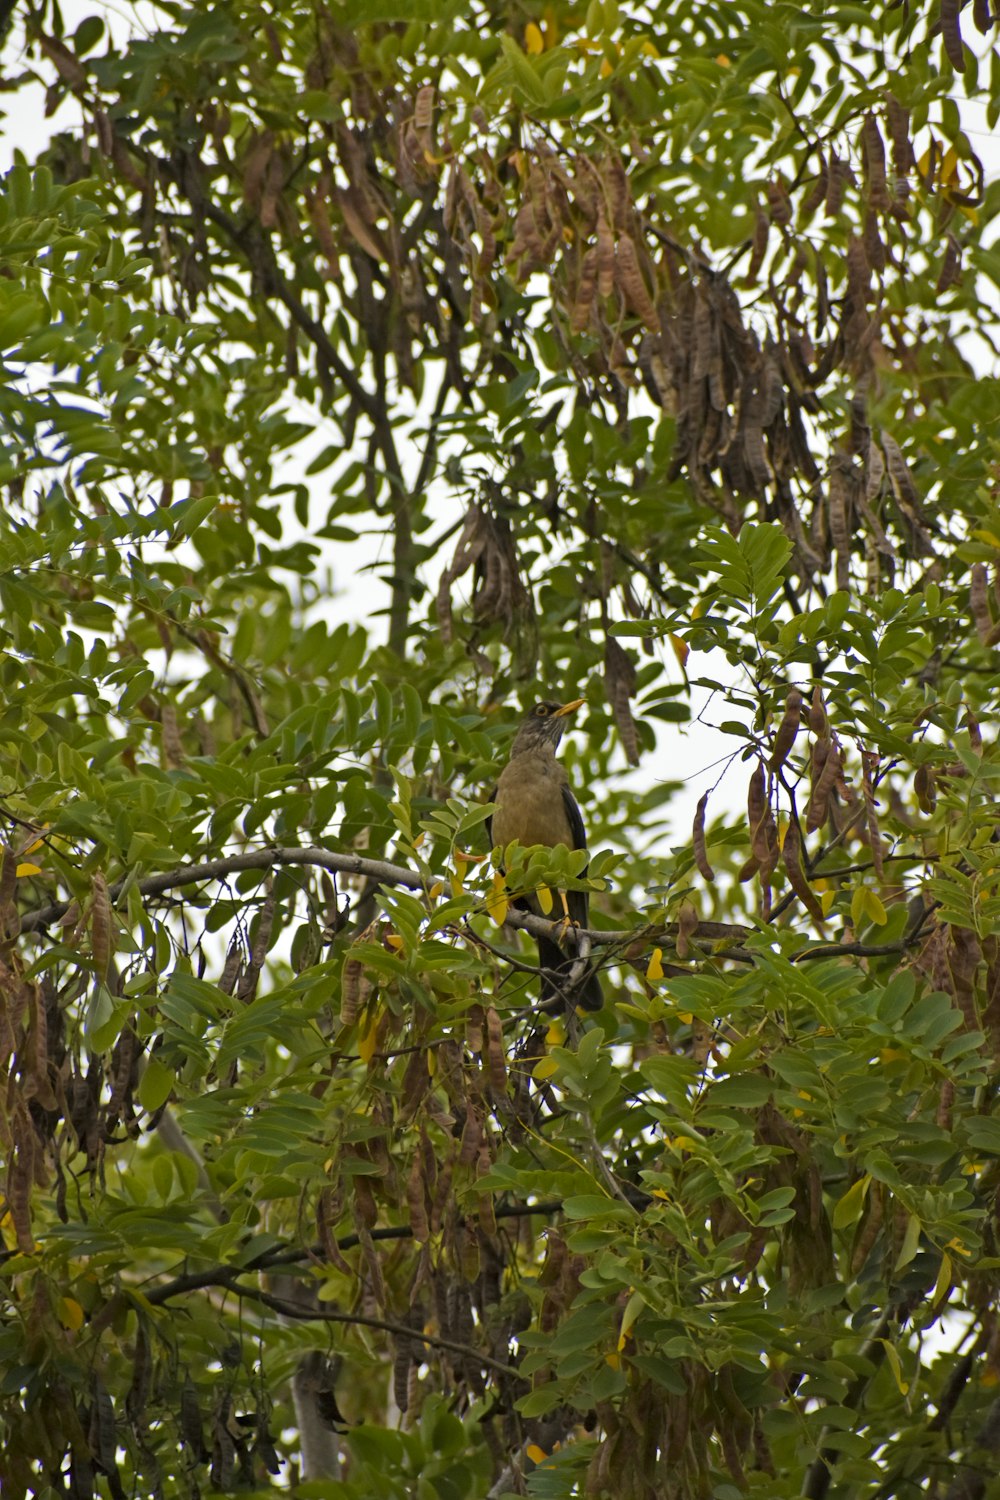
554 698 585 718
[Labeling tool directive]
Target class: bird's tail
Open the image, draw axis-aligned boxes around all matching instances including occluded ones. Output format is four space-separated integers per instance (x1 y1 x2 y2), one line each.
537 934 603 1011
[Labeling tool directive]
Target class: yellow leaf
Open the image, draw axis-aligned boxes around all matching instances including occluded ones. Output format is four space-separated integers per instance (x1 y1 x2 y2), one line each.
533 1055 559 1080
832 1173 870 1230
932 1250 952 1308
358 1008 381 1066
545 1018 566 1046
865 889 887 925
894 1212 921 1271
452 854 467 894
957 203 979 224
640 39 659 57
940 145 958 186
426 1049 436 1077
677 1010 693 1024
59 1297 85 1332
820 888 835 917
428 882 443 900
670 1135 699 1152
524 21 544 53
19 826 49 856
536 884 553 916
487 871 508 925
618 1289 644 1349
385 932 404 951
646 947 664 981
604 1351 621 1369
669 634 689 668
525 1443 549 1464
971 530 1000 550
715 53 731 66
690 597 705 619
599 56 614 77
879 1339 909 1395
15 862 41 878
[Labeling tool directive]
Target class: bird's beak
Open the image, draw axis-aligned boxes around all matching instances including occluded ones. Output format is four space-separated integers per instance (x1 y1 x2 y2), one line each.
554 698 585 718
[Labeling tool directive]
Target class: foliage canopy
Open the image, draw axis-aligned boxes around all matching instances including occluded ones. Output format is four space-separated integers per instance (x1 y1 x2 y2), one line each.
3 0 1000 1495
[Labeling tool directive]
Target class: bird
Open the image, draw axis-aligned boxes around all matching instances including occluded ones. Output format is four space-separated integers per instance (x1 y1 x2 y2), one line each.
487 699 603 1011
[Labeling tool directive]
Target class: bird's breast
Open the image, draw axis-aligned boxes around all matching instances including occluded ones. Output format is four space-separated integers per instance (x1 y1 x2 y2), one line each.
492 755 572 850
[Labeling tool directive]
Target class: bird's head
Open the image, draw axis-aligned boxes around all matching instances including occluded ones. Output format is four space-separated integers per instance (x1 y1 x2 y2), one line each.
510 698 585 757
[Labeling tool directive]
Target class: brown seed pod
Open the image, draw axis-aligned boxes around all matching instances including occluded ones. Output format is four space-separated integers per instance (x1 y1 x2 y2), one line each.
692 792 715 882
781 816 825 924
971 563 992 644
340 954 369 1026
675 900 699 961
861 751 885 879
466 1003 484 1055
570 245 598 334
485 1007 507 1097
747 763 769 865
90 871 112 984
458 1107 482 1168
406 1154 429 1244
914 764 937 813
806 738 842 834
769 690 802 772
809 685 829 738
615 232 661 332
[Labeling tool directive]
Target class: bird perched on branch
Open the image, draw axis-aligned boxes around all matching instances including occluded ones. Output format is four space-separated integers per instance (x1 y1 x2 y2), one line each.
487 699 603 1011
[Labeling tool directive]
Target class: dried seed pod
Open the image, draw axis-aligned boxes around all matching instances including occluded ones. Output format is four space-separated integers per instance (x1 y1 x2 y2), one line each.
746 208 769 282
966 708 983 753
615 232 660 332
466 1003 484 1055
596 213 615 298
914 764 937 813
861 113 889 209
485 1007 507 1097
809 685 829 737
806 739 842 833
747 763 770 867
406 1154 429 1243
769 690 802 772
675 900 699 960
353 1174 378 1230
861 751 885 880
971 562 992 643
569 245 598 334
781 816 825 924
477 1144 497 1236
340 954 367 1025
692 792 715 882
90 872 112 983
765 176 792 226
458 1107 482 1167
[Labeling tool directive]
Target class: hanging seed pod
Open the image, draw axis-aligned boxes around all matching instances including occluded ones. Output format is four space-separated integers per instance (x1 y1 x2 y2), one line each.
781 816 826 924
485 1007 507 1097
809 684 829 738
861 752 886 879
89 872 112 984
747 763 770 870
406 1154 429 1244
971 563 992 644
675 900 699 960
692 792 715 881
914 764 937 814
769 690 802 772
966 708 983 753
806 739 842 833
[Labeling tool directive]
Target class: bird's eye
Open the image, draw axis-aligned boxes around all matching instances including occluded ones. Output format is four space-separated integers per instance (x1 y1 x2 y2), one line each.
535 705 549 716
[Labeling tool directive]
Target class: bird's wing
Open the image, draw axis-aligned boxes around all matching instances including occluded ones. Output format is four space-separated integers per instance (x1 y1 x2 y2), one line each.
485 786 496 849
561 783 590 927
561 783 587 854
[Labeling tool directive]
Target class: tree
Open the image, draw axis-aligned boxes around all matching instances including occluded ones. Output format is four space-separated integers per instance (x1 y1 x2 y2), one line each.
2 0 1000 1494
